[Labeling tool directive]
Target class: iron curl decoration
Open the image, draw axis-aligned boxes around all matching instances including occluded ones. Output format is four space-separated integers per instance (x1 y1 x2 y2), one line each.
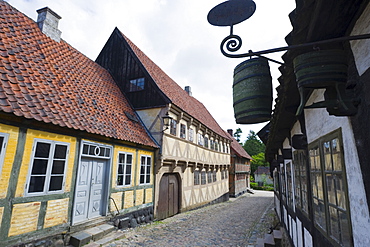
221 34 242 57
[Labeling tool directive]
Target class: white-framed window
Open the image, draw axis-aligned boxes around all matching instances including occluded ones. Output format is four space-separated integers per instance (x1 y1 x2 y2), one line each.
0 133 9 173
170 119 177 136
117 152 133 186
204 136 209 148
188 128 194 142
129 77 145 92
198 133 204 146
194 170 200 185
26 139 69 195
180 124 186 139
140 155 152 184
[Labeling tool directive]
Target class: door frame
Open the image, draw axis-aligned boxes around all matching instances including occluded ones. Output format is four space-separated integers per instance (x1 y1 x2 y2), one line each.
72 140 113 225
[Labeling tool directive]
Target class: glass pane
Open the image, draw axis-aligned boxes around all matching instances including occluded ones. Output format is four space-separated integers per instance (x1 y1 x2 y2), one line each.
339 210 351 246
332 138 342 171
329 206 340 242
140 165 145 174
146 174 150 183
32 159 48 174
146 157 151 165
82 144 89 155
51 160 65 174
336 174 346 210
140 175 144 184
118 164 123 175
146 164 151 174
119 154 124 164
326 174 337 205
141 156 145 165
324 141 332 171
99 147 106 157
117 175 123 185
35 142 50 158
49 176 63 191
0 136 4 155
54 144 67 159
127 154 132 164
125 175 131 185
126 165 132 174
88 145 96 155
28 176 45 193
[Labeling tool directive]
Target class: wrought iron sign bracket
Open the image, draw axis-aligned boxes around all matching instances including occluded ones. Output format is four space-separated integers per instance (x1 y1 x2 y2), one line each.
220 32 370 66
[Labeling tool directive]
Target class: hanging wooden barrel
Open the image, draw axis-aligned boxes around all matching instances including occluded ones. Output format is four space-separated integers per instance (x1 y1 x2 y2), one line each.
233 57 272 124
293 49 348 89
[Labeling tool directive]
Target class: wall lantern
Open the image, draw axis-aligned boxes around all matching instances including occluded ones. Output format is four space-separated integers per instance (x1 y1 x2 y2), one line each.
162 112 172 131
207 0 370 118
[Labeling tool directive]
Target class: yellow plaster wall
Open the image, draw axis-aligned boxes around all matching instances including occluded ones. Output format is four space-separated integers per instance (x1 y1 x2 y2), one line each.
145 188 153 203
43 198 69 228
15 129 77 198
0 124 19 199
112 145 136 188
136 189 144 205
9 202 40 236
124 190 134 209
110 192 123 211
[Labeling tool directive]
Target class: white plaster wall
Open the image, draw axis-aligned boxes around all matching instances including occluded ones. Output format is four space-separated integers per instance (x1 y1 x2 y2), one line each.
350 2 370 76
304 228 313 247
297 218 303 247
304 89 370 246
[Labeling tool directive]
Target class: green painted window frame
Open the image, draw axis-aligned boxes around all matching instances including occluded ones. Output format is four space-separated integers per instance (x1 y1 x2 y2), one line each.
26 139 70 196
117 152 133 187
308 129 352 246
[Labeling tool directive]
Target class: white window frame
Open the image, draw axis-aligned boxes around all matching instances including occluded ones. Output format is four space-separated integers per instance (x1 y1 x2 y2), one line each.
26 139 70 196
117 152 133 187
188 128 194 142
139 155 152 185
0 133 9 174
180 124 186 139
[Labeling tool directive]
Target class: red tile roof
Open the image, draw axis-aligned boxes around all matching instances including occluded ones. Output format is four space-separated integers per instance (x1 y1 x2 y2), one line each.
0 1 157 148
225 131 252 159
121 32 230 140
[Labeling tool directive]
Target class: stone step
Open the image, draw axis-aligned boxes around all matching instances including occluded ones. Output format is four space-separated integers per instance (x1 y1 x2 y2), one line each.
69 224 115 247
273 229 282 247
264 233 275 247
83 231 126 247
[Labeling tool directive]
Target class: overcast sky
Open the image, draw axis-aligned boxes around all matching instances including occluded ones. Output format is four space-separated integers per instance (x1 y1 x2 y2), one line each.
7 0 295 143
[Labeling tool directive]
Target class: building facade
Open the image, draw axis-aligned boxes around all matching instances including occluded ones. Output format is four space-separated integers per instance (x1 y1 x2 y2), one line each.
96 29 231 219
226 129 251 197
0 2 157 246
259 0 370 246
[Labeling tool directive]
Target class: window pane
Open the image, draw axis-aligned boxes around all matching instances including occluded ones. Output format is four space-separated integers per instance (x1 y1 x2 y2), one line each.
51 160 65 174
117 175 123 185
329 206 340 242
125 175 131 185
49 176 63 191
54 144 67 159
118 164 123 175
0 136 4 155
127 154 132 164
339 210 351 246
28 176 45 193
146 164 151 174
146 157 151 166
146 174 150 183
32 159 48 174
35 142 50 158
126 165 132 174
82 144 89 155
140 175 145 184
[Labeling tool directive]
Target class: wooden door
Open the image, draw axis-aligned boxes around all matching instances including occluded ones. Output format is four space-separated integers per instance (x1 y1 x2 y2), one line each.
157 174 179 220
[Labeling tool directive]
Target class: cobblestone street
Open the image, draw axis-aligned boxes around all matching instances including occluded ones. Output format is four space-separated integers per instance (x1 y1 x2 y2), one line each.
103 190 277 247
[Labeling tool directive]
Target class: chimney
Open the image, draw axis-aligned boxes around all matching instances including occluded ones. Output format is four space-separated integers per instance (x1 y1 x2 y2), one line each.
185 86 192 96
37 7 62 42
227 129 233 136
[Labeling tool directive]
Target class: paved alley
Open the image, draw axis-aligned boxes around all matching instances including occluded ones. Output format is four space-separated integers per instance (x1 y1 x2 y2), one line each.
103 190 276 247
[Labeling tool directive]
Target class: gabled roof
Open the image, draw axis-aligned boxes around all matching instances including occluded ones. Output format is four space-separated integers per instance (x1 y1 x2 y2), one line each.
225 131 252 159
120 32 230 140
0 1 157 148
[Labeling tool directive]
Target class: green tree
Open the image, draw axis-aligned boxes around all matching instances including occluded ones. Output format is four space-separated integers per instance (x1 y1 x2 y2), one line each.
233 128 242 143
243 130 265 156
250 152 269 177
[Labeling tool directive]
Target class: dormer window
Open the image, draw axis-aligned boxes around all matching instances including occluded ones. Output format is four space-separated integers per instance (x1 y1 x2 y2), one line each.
129 77 145 92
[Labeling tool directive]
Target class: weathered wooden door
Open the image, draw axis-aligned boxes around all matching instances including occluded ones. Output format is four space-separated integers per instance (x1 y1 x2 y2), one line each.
157 174 180 220
73 158 106 223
